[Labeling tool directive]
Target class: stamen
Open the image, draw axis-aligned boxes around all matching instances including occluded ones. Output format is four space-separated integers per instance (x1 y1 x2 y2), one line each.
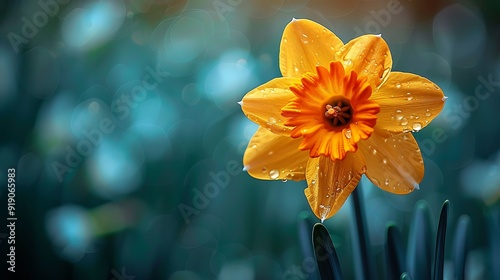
324 100 352 126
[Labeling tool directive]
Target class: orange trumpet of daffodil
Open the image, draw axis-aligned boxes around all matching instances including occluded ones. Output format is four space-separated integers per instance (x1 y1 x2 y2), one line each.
240 19 446 221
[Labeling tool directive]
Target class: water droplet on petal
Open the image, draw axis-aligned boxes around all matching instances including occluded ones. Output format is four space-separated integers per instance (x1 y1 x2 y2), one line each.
400 118 408 125
269 169 280 180
319 204 331 222
425 110 432 117
262 167 267 173
251 144 257 149
372 149 377 155
268 116 277 124
344 129 352 139
396 83 401 88
395 110 403 120
301 33 309 43
412 123 422 131
384 179 389 186
442 96 448 101
311 179 316 185
382 158 387 164
344 59 352 66
361 166 367 173
281 179 288 182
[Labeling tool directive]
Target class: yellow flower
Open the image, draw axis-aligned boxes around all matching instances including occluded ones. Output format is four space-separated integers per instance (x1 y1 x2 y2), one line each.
240 19 445 221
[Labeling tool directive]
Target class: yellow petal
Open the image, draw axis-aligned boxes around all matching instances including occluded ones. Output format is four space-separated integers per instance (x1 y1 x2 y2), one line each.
371 72 445 135
336 35 392 89
304 153 366 221
359 132 423 194
241 77 300 135
279 19 344 78
243 127 309 181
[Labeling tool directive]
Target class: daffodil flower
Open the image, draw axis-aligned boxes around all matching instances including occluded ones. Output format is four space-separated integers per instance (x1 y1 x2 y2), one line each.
240 19 446 221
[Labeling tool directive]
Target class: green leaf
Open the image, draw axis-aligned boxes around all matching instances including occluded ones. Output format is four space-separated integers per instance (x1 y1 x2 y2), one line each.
407 200 433 280
452 215 470 280
385 222 406 280
433 200 450 280
312 223 343 280
350 185 376 280
298 211 320 280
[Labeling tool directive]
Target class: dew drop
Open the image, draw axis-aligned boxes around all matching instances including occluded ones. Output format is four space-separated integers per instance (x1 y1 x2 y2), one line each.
262 167 267 173
268 151 274 156
344 129 352 139
372 149 377 155
319 204 331 222
251 144 257 149
301 33 309 43
344 59 352 66
442 96 448 101
361 166 367 173
384 179 389 186
281 179 288 182
395 110 403 120
336 187 341 193
268 116 277 124
425 110 432 117
311 179 316 185
269 169 280 179
396 83 401 88
412 123 422 131
382 158 387 164
400 118 408 125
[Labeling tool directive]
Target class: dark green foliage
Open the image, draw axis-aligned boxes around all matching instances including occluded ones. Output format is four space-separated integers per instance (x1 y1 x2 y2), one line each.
312 223 343 280
309 197 488 280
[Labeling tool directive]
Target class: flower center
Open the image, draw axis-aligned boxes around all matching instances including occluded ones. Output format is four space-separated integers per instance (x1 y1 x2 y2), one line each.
281 61 380 160
324 99 352 126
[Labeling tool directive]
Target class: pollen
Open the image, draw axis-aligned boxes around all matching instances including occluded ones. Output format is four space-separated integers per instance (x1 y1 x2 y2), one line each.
324 101 352 126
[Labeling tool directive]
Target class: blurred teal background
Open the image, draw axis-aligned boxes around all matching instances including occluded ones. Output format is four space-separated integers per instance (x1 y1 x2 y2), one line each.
0 0 499 279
